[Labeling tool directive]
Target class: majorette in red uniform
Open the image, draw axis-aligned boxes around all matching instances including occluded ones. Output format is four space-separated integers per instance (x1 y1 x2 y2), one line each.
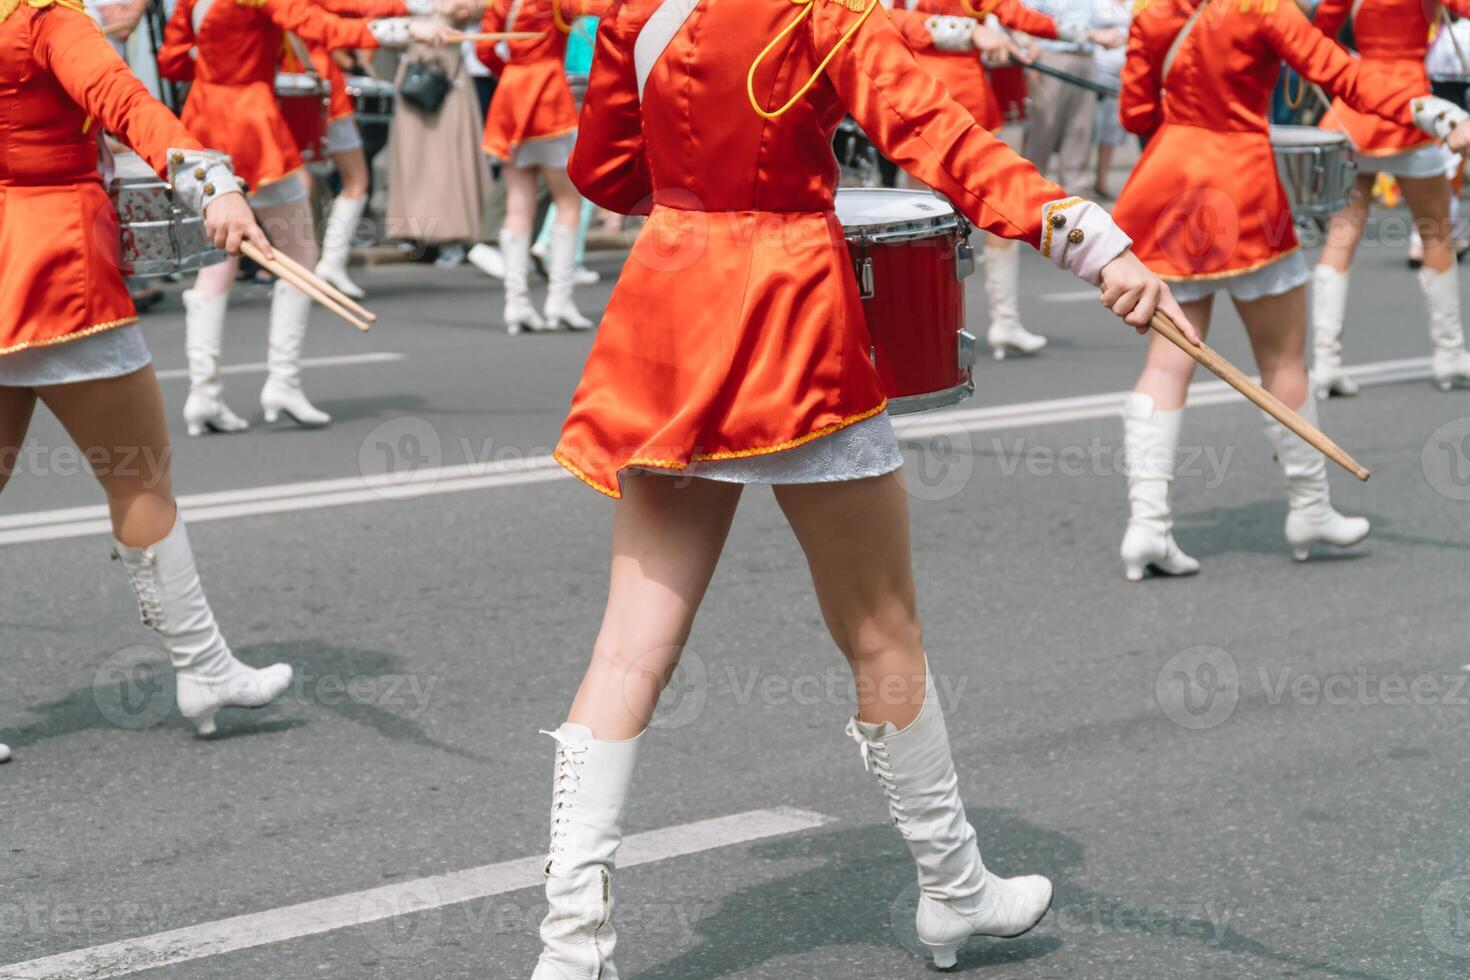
475 0 610 335
159 0 434 436
524 1 1191 972
279 0 418 299
1109 0 1467 582
0 0 296 758
1310 0 1470 394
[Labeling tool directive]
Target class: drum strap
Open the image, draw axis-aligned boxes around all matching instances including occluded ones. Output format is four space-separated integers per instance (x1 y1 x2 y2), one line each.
1162 2 1207 84
285 31 321 84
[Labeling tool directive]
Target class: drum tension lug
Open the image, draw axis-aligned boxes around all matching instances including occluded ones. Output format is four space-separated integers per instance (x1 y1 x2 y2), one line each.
955 240 976 281
856 252 874 300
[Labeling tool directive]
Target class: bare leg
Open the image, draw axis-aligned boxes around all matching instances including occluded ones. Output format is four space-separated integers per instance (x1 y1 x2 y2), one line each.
773 472 926 729
566 473 743 740
1399 174 1454 273
0 386 39 497
1233 284 1308 409
1318 172 1375 273
35 367 175 546
502 164 540 237
1094 142 1115 198
501 164 550 332
1132 295 1213 410
1398 174 1470 385
316 146 373 298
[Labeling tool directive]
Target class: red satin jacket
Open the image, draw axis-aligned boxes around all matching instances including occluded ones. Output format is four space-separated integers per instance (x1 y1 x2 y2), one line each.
1113 0 1425 281
555 0 1119 497
1315 0 1470 155
0 0 206 355
907 0 1059 129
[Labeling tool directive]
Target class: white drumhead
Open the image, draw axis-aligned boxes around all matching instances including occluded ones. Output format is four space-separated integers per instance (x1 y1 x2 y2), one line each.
1270 125 1349 149
109 149 161 185
834 188 956 230
346 75 395 96
276 72 329 95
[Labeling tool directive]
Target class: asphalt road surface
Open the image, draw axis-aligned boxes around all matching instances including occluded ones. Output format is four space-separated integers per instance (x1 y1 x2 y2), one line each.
4 215 1470 980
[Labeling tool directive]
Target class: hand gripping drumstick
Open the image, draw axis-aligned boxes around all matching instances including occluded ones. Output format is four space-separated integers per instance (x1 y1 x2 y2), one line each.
240 241 372 332
269 249 378 323
1147 311 1370 481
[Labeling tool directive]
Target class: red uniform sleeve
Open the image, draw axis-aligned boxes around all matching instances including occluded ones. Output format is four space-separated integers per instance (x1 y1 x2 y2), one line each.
886 7 951 49
1448 0 1470 17
1267 2 1421 128
476 0 509 72
317 0 407 15
263 0 379 49
566 0 650 213
1311 0 1350 40
33 5 205 174
816 3 1066 247
1118 7 1174 138
992 0 1058 40
158 0 198 80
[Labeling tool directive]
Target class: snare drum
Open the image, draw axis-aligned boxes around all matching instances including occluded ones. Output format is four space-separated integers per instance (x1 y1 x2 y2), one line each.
835 189 977 415
346 75 395 126
1271 125 1356 219
107 150 227 278
276 72 331 163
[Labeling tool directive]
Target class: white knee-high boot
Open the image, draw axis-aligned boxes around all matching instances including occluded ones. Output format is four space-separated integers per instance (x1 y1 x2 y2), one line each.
1310 265 1359 399
983 243 1046 360
1262 396 1370 561
544 225 595 331
531 724 641 980
261 279 331 427
1120 393 1200 582
847 667 1052 970
182 289 250 437
112 516 293 736
503 229 550 334
1419 265 1470 390
314 194 367 300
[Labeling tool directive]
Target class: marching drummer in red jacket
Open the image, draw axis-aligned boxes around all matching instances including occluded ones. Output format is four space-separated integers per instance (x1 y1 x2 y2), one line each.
160 0 448 436
524 0 1195 976
1311 0 1470 394
1110 0 1470 582
1 0 295 758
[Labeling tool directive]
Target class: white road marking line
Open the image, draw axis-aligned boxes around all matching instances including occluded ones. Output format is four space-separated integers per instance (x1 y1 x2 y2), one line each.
0 807 831 980
152 352 404 380
0 356 1433 547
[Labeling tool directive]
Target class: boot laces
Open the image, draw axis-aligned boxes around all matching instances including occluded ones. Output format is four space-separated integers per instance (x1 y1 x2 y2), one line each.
542 729 589 859
846 719 906 823
113 549 164 629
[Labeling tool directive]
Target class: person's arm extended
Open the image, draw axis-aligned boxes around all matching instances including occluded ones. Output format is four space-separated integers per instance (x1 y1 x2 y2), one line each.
566 0 650 213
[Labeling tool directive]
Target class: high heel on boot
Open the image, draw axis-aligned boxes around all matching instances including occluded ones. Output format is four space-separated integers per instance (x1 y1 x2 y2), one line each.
1310 265 1359 400
315 195 368 300
503 231 554 335
182 289 250 437
1263 397 1370 562
984 245 1046 360
1421 266 1470 391
544 226 595 331
1120 393 1200 582
112 517 292 736
847 666 1052 969
261 280 331 427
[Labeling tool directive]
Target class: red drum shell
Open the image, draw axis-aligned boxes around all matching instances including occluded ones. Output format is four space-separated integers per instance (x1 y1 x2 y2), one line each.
276 74 329 163
987 64 1029 124
836 189 974 415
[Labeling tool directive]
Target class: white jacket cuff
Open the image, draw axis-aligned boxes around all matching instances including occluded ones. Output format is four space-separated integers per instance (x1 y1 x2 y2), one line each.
1039 197 1132 287
167 149 239 215
925 15 974 52
369 16 412 44
1412 94 1470 141
406 0 434 12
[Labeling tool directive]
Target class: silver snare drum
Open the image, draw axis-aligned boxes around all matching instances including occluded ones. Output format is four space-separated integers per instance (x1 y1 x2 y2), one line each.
1271 125 1356 219
107 150 228 279
346 75 395 126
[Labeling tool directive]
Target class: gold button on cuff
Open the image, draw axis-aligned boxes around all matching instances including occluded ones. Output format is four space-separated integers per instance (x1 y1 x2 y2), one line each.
194 167 207 180
170 151 185 165
1067 229 1085 245
203 183 216 196
1049 213 1068 229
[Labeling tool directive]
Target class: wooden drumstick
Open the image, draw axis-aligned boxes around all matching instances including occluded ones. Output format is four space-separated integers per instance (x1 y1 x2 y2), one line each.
448 31 544 42
270 249 378 323
240 241 371 332
1148 311 1370 481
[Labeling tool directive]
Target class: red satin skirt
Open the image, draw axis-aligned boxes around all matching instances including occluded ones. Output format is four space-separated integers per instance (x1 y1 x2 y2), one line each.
182 79 304 191
483 59 578 161
1113 123 1299 281
1320 57 1434 156
0 179 137 357
554 205 890 498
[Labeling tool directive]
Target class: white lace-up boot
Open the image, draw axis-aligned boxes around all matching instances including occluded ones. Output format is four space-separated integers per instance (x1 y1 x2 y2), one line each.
112 516 292 735
503 230 551 334
1120 393 1200 582
182 289 250 437
531 723 642 980
261 279 331 427
1262 396 1370 561
314 194 368 299
1420 265 1470 390
544 226 595 331
846 667 1052 970
1310 265 1359 398
983 243 1046 360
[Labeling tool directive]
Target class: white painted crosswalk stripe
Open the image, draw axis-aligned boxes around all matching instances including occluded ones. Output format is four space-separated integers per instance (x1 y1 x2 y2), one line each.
0 807 831 980
151 351 404 380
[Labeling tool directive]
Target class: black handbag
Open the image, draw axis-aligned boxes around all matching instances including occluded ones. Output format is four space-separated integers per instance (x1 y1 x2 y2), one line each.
399 58 452 113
